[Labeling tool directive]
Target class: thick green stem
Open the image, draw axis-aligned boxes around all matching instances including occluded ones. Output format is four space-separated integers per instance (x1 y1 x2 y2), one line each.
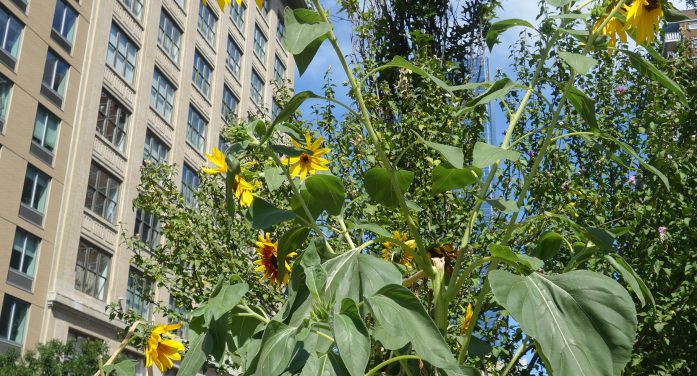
502 340 530 376
364 355 422 376
337 215 357 250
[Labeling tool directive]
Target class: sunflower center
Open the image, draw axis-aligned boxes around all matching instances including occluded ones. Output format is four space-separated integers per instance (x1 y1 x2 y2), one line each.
645 0 660 10
270 254 278 268
299 154 311 164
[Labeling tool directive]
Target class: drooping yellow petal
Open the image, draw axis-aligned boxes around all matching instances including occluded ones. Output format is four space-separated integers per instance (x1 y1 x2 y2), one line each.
624 0 663 45
144 323 184 373
256 0 264 9
216 0 231 11
202 147 228 174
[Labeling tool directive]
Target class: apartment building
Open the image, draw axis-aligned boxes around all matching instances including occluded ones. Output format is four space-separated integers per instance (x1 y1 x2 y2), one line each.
0 0 295 372
664 8 697 59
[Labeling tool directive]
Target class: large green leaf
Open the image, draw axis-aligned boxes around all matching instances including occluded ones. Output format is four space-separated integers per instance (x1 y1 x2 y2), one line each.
432 165 481 195
254 321 298 376
208 282 248 321
277 226 310 283
618 49 687 105
290 189 324 220
363 168 414 207
536 231 564 260
472 142 521 168
566 85 597 128
415 134 464 168
300 239 327 302
305 174 345 216
246 197 296 229
558 51 598 74
490 270 638 376
367 284 462 374
282 8 331 74
227 307 265 354
486 198 519 213
103 360 136 376
333 299 370 376
464 77 522 109
263 166 285 191
486 19 535 50
178 331 213 376
271 91 320 127
604 254 655 309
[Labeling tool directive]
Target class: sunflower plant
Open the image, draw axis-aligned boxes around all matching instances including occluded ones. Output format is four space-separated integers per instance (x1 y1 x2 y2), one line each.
101 0 692 375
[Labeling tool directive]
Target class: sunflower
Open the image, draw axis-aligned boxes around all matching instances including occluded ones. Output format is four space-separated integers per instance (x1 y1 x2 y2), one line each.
460 303 473 335
281 132 331 181
428 243 457 259
145 323 185 373
624 0 663 45
254 233 297 286
235 175 254 207
203 0 263 11
202 147 228 175
381 230 415 269
593 14 627 50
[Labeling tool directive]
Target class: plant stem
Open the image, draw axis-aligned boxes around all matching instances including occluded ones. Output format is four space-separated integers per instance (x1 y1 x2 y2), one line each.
501 340 530 376
93 320 143 376
364 355 422 376
337 215 357 250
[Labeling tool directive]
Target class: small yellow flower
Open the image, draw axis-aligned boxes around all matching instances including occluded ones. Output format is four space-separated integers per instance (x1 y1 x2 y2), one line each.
253 233 297 286
593 14 627 51
202 147 228 175
235 175 254 207
281 132 331 180
381 230 415 269
145 323 185 373
461 303 473 335
624 0 663 45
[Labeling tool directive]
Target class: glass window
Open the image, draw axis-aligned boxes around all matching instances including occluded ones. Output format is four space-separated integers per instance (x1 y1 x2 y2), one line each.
84 162 120 223
107 23 138 84
226 37 242 78
0 7 23 59
230 1 246 31
222 85 238 118
119 0 144 20
262 0 271 18
276 16 284 41
74 240 110 301
0 74 11 122
272 99 280 121
218 136 228 153
143 131 169 164
52 0 77 45
253 25 267 62
134 209 160 247
0 295 29 344
21 165 50 214
186 106 207 152
197 2 217 45
42 49 69 98
181 163 199 207
192 50 212 97
150 68 175 122
274 56 285 83
168 296 187 338
126 269 152 319
158 10 181 63
32 105 60 153
96 89 129 151
173 0 186 9
250 69 264 105
10 228 39 278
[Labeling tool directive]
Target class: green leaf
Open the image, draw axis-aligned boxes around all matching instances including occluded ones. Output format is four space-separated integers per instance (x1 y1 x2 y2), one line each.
290 189 324 220
550 13 590 19
618 49 687 105
490 270 638 376
518 254 544 270
432 165 481 195
333 299 370 376
604 254 655 309
208 282 249 321
486 198 519 213
489 244 531 271
558 51 598 74
374 56 454 96
277 226 310 283
263 166 285 191
537 232 564 260
103 360 136 376
282 8 331 75
364 168 414 207
270 144 311 157
664 4 691 21
486 19 535 50
305 174 345 216
246 197 296 229
584 226 616 251
472 142 521 168
546 0 574 7
566 85 597 128
227 307 265 354
300 239 327 302
464 77 522 109
178 331 213 376
271 90 320 127
367 284 461 373
254 321 298 376
350 222 392 237
414 134 464 168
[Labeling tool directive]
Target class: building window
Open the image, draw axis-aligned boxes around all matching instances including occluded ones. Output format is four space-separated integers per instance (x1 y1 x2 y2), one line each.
218 136 228 153
276 16 285 41
250 69 264 106
74 240 110 301
181 163 199 206
134 209 160 247
21 165 50 214
143 131 169 164
186 106 207 152
67 329 101 354
107 23 138 84
192 50 212 97
688 21 697 30
230 2 246 31
261 0 271 18
119 0 144 20
10 228 39 278
96 90 129 151
84 162 120 223
272 99 280 120
32 105 59 153
42 49 69 99
126 269 152 319
0 7 22 60
222 85 238 118
274 56 285 83
0 74 11 123
197 2 217 45
253 25 267 62
52 0 77 46
158 10 181 63
173 0 186 9
225 37 242 78
168 296 187 337
150 68 175 122
0 295 29 345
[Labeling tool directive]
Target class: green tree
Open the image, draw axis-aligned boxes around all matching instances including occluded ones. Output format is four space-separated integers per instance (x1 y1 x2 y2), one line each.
0 338 109 375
